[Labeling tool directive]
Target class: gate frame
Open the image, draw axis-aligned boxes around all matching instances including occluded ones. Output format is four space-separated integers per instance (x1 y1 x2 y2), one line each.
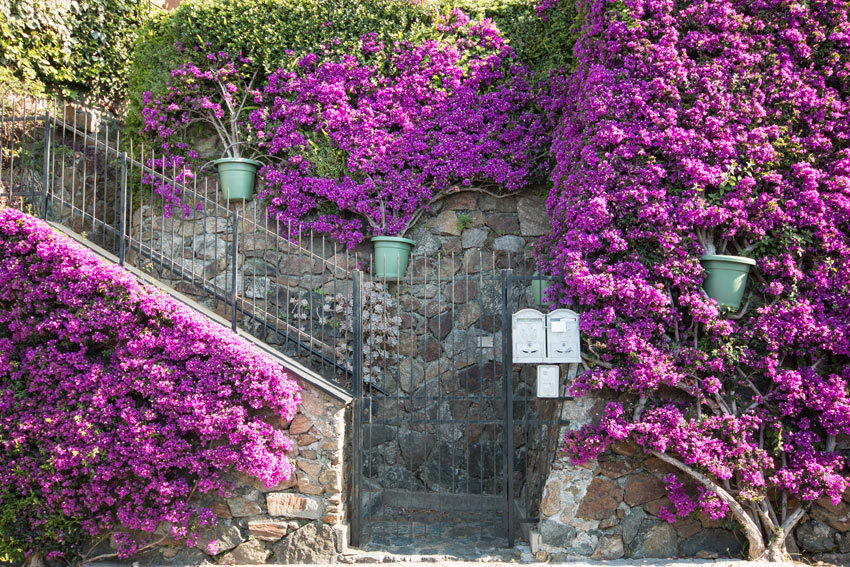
349 268 567 549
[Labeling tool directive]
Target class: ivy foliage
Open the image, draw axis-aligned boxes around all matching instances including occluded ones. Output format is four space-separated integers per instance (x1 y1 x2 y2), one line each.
126 0 581 131
0 0 150 106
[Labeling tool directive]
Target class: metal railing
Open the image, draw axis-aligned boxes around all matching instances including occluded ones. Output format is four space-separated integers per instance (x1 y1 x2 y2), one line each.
1 95 356 387
2 94 567 549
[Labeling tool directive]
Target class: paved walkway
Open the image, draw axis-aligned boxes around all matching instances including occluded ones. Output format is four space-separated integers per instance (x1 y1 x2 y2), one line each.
110 561 796 567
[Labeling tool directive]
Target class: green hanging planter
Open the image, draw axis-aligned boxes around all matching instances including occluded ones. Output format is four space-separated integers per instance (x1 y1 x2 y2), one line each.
213 157 261 201
372 236 416 279
531 271 553 307
699 254 756 310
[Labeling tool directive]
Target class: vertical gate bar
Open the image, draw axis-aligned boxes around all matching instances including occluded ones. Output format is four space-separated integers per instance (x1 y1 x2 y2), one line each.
464 254 471 497
502 269 515 546
489 254 498 518
309 232 314 356
103 122 109 238
92 116 99 230
422 254 430 540
119 152 128 265
452 255 460 503
1 97 6 205
351 269 363 548
18 96 25 207
8 97 16 207
273 217 280 349
436 251 443 538
139 144 145 265
113 129 120 252
407 245 415 537
394 249 403 538
55 100 65 220
70 104 78 223
40 113 50 219
231 210 238 332
189 172 197 291
82 106 89 234
49 100 58 220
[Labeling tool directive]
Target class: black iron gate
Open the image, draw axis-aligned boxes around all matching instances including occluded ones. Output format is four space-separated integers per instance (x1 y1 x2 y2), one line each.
350 264 570 549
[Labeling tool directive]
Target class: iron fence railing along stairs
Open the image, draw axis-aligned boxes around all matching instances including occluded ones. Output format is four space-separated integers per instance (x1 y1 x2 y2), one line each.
1 95 357 389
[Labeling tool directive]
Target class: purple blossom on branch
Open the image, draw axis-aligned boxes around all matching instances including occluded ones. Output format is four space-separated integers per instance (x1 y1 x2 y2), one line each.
549 0 850 561
0 210 300 561
252 12 550 247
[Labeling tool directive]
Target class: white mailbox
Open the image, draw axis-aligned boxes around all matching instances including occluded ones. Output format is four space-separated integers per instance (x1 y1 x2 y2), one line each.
512 308 547 363
546 309 581 363
537 365 560 398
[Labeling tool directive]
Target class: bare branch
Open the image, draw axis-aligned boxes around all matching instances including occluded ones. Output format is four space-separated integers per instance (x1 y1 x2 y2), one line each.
83 535 170 564
728 293 752 319
757 501 777 536
581 352 613 369
634 396 647 421
651 451 766 559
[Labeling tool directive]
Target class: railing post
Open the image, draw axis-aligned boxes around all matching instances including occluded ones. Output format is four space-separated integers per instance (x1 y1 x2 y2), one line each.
119 152 128 266
350 269 363 547
231 210 238 332
501 269 515 547
40 113 51 220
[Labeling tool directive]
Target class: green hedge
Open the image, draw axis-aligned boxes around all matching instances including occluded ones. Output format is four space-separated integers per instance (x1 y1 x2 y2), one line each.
1 0 150 106
446 0 580 74
126 0 580 132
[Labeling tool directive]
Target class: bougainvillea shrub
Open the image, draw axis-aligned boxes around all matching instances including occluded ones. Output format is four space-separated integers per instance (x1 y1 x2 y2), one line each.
0 209 300 562
543 0 850 560
251 10 549 247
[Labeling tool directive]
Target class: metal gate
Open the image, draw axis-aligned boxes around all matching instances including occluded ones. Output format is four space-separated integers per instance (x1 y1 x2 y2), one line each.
350 265 569 550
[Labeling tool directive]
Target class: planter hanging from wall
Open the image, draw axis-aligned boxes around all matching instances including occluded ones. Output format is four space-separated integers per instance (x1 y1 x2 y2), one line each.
699 254 756 310
213 157 261 201
371 236 415 279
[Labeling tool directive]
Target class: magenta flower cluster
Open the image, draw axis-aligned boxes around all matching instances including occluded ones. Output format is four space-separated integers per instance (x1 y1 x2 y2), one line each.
251 11 548 247
0 210 300 560
546 0 850 556
139 11 549 245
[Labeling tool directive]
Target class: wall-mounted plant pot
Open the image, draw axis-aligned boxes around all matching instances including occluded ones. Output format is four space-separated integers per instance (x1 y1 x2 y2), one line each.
213 158 261 201
531 271 554 307
372 236 415 279
699 254 756 310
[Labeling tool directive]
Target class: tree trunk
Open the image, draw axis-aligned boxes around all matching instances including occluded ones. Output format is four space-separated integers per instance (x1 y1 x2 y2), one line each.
24 551 45 567
760 538 792 562
754 506 806 561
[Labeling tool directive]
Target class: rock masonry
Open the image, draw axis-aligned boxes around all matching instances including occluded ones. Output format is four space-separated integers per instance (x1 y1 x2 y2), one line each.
33 147 850 562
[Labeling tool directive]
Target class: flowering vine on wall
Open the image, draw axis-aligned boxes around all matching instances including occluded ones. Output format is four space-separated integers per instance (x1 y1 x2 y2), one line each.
0 210 301 563
252 11 549 247
542 0 850 560
140 11 552 247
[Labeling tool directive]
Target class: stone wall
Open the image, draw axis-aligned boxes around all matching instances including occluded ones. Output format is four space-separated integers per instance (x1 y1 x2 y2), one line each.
141 380 350 566
538 445 742 560
29 123 850 562
535 391 850 562
795 494 850 563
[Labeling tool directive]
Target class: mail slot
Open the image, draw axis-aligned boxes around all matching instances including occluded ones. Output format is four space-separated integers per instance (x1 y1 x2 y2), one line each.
537 365 560 398
512 308 547 363
546 309 580 363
